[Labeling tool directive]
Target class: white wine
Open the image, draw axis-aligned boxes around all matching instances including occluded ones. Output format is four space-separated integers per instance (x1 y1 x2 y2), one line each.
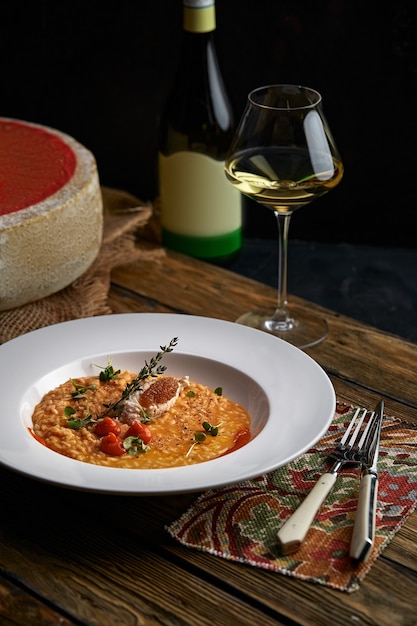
225 146 344 214
158 0 241 264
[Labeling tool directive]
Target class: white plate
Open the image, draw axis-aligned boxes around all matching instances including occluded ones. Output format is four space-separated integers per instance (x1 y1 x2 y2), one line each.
0 313 335 494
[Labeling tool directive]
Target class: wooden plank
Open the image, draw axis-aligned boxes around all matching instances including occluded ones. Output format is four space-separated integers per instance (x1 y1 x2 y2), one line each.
163 541 416 626
0 576 77 626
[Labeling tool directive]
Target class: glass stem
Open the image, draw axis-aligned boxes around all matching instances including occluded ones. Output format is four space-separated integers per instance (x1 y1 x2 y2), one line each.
272 211 294 328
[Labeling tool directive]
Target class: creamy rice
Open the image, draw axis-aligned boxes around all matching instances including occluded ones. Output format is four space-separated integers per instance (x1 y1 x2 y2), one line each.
31 372 251 468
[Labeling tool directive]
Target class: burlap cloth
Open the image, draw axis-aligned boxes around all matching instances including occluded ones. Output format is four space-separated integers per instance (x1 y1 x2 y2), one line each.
0 186 164 344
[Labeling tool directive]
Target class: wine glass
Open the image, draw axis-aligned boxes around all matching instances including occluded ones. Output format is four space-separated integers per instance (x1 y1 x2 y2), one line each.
225 84 343 348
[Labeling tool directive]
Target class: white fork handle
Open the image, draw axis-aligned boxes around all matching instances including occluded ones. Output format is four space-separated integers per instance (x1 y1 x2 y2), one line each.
277 472 337 555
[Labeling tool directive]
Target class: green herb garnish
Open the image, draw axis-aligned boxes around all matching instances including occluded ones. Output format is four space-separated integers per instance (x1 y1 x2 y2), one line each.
123 436 150 455
185 420 223 457
65 406 94 430
94 358 121 382
202 420 223 437
70 380 97 399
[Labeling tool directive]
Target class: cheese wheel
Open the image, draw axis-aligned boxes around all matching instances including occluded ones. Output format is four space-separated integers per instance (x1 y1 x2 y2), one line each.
0 118 103 311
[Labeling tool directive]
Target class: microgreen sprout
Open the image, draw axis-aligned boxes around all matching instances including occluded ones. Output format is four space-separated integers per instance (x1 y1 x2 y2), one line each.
202 420 223 437
185 420 223 457
93 358 121 382
123 436 150 455
65 406 95 430
70 380 96 399
65 381 96 429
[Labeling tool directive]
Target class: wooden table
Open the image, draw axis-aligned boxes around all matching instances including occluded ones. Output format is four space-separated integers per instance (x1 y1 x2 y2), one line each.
1 243 417 626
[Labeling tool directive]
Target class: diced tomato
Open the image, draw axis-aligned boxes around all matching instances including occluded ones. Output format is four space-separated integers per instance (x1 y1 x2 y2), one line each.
94 416 121 437
99 432 125 456
221 427 251 457
125 420 152 444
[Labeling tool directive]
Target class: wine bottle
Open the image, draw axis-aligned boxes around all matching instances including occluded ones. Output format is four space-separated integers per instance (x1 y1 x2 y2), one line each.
158 0 242 264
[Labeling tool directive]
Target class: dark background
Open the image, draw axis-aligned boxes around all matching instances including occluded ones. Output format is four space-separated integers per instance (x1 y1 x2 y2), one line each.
1 0 416 247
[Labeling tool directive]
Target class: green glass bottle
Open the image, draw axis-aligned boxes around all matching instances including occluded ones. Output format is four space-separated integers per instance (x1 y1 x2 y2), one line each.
158 0 242 265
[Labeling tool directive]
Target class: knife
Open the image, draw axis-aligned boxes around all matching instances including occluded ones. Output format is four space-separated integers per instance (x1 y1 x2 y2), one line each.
349 399 384 562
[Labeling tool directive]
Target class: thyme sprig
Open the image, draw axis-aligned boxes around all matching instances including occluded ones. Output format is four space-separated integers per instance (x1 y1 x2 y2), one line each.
101 337 179 417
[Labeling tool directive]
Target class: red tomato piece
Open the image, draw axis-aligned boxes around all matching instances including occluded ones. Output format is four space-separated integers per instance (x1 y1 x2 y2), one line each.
99 432 125 456
125 420 152 444
94 416 121 437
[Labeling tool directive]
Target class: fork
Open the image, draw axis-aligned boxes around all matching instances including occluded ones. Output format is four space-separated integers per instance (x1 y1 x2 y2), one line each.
276 407 377 555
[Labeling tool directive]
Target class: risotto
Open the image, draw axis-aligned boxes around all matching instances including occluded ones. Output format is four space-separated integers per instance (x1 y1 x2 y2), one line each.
31 370 251 469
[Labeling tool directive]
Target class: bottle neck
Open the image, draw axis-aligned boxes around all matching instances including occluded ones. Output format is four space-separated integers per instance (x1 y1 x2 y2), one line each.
183 0 216 33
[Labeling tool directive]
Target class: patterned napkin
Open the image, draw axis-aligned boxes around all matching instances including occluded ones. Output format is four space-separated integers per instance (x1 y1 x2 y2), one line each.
167 402 417 593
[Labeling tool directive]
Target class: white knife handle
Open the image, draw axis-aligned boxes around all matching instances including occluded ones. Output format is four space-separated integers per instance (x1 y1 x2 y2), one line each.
277 472 337 555
349 472 378 562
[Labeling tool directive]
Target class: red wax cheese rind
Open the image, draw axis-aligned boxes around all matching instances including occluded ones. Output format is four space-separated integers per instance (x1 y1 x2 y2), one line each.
0 120 77 215
0 118 103 311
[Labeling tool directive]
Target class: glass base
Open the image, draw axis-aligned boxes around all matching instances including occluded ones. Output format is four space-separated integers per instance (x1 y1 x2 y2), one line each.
236 308 328 349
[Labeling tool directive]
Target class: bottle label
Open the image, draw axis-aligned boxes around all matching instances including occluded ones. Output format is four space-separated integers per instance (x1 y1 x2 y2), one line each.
183 0 216 33
159 151 241 239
